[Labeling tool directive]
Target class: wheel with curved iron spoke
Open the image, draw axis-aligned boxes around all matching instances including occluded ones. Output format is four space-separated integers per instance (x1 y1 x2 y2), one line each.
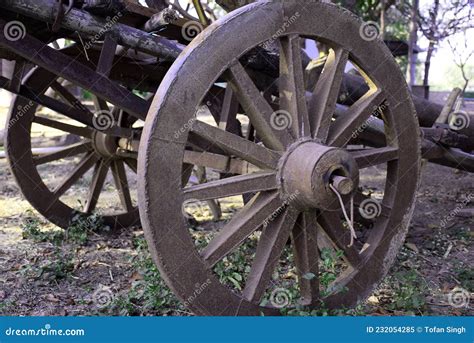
139 1 421 315
6 67 142 230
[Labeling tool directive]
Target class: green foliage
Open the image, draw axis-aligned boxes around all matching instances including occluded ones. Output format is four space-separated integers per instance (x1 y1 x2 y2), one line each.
335 0 410 40
22 212 107 246
213 231 257 291
40 248 74 280
320 248 345 296
106 236 183 316
22 214 64 245
386 270 428 313
455 267 473 292
18 246 74 281
66 213 108 245
19 213 103 282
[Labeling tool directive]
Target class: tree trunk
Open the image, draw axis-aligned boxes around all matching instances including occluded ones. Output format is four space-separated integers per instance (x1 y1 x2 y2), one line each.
407 0 419 88
343 0 358 12
380 0 386 40
423 41 435 99
422 0 440 99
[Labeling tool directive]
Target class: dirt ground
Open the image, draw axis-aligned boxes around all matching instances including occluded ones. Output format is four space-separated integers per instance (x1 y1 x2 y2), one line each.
0 108 472 316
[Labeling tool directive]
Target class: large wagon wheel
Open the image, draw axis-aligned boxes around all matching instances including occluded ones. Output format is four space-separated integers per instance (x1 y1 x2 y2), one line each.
139 1 421 315
6 67 142 231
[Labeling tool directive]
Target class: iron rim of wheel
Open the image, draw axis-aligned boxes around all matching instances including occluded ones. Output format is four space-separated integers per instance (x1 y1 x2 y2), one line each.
6 67 141 231
138 1 421 315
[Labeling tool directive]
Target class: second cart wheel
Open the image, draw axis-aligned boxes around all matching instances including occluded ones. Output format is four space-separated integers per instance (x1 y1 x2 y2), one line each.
6 67 142 231
139 1 421 315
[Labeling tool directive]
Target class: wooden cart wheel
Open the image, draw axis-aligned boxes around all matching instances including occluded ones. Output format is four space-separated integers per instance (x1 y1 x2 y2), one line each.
6 67 141 231
139 1 421 315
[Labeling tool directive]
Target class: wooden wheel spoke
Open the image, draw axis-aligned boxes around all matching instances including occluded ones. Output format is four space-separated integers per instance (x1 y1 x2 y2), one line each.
227 61 292 150
279 35 310 138
33 142 92 165
243 206 299 303
350 147 399 169
53 152 99 198
92 94 110 112
327 89 385 147
24 90 95 129
111 160 134 212
218 87 240 131
317 211 362 267
308 48 349 140
84 159 110 213
292 211 320 305
124 159 138 173
33 115 93 138
183 172 277 201
190 120 281 170
51 81 91 114
183 150 259 174
201 191 282 267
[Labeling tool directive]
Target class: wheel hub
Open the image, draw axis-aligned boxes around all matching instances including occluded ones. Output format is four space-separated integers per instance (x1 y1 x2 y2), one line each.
279 140 359 210
92 131 118 158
